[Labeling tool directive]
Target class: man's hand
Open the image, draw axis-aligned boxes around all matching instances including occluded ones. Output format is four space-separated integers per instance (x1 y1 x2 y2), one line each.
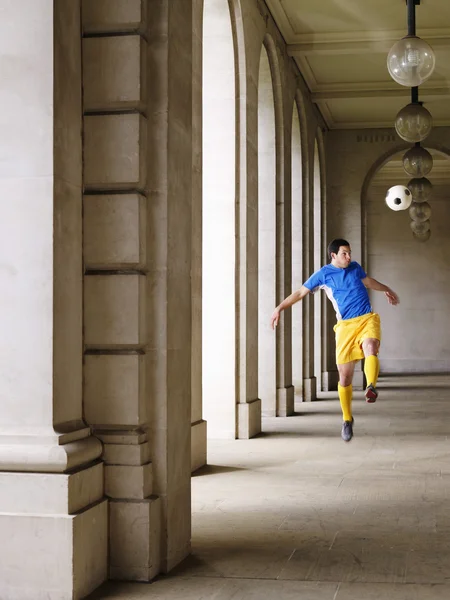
271 308 281 329
385 289 399 305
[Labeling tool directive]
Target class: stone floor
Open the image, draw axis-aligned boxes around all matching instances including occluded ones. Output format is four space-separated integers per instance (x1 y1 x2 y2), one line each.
89 374 450 599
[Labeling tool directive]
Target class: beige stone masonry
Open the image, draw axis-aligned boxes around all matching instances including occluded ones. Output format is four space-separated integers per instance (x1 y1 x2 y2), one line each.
84 113 147 190
83 36 147 112
238 400 262 440
191 0 206 470
0 501 108 600
103 442 151 466
84 275 146 347
84 354 146 426
84 194 147 268
82 0 147 34
147 0 193 572
105 463 153 499
0 2 108 597
109 498 161 581
81 0 161 585
191 420 207 473
0 463 103 515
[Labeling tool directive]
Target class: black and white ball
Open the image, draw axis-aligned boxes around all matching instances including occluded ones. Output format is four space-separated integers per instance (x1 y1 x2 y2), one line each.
385 185 412 211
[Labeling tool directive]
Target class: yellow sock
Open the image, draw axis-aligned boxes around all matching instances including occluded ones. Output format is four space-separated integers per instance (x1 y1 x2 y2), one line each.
364 355 379 388
338 383 352 422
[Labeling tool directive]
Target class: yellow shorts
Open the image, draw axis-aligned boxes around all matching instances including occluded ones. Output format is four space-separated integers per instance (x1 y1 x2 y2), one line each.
333 312 381 365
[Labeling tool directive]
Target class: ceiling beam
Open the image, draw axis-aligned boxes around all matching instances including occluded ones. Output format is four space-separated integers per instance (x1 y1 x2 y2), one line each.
328 118 450 129
312 87 450 101
288 36 450 56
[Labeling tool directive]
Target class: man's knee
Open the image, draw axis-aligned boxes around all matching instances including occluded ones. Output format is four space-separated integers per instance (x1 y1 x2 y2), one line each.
362 338 380 356
338 363 355 387
339 374 352 387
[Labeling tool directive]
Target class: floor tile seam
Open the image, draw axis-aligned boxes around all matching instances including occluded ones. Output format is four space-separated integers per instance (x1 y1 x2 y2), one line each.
163 574 450 586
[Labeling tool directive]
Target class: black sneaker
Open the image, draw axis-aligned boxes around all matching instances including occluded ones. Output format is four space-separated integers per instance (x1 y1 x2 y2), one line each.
341 418 354 442
365 384 378 403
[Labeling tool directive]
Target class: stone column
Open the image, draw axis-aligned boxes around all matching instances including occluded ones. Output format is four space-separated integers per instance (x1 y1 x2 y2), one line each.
147 0 193 571
0 2 107 599
303 151 317 401
322 303 339 391
81 0 161 582
235 14 262 439
317 137 338 392
191 0 207 471
276 107 295 417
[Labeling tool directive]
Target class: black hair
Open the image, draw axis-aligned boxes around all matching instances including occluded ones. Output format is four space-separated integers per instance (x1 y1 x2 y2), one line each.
327 238 350 259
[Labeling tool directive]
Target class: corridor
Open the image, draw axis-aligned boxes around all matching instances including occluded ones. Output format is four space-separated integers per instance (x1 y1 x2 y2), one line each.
90 374 450 599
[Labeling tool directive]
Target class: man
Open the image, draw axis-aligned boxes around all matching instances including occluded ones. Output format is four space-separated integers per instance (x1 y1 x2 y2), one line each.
270 239 399 442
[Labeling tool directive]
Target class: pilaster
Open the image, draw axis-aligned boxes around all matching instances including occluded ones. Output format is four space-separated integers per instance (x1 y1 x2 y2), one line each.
147 0 193 571
302 144 317 402
191 0 207 471
81 0 160 581
236 11 262 437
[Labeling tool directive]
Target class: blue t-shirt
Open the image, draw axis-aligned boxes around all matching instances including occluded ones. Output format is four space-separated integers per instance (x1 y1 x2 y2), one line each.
303 261 371 321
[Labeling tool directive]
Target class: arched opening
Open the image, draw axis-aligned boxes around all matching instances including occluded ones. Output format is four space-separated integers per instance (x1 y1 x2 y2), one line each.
291 96 304 398
362 144 450 375
202 0 236 438
313 136 324 390
258 41 276 416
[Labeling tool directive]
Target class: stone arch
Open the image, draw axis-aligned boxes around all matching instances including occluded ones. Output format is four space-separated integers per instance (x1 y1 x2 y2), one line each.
263 33 284 172
312 128 328 389
202 0 238 438
361 142 450 265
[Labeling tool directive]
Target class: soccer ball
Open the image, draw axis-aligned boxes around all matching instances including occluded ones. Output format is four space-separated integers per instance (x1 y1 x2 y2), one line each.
385 185 412 212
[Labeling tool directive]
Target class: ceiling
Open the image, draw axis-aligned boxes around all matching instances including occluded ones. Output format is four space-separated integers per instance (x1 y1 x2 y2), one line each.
265 0 450 130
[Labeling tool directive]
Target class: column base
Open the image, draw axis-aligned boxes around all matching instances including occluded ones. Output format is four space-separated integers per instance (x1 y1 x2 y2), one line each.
0 464 107 600
303 377 317 402
191 420 207 473
109 496 161 581
237 398 261 439
322 370 339 391
0 429 102 473
277 385 295 416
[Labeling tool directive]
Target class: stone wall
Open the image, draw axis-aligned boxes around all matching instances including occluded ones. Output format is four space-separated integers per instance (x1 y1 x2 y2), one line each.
326 127 450 375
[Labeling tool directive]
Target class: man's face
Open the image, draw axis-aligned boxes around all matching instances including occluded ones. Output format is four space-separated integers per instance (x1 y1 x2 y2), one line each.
332 245 351 268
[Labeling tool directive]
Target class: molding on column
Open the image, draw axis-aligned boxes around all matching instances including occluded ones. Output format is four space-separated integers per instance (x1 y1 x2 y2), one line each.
0 434 102 473
276 385 295 417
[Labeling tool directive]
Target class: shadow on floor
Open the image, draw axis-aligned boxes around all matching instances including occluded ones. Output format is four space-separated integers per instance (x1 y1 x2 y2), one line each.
192 464 247 477
256 430 342 439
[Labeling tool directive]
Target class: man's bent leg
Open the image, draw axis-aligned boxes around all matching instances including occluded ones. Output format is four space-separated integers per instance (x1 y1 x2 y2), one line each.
362 338 380 402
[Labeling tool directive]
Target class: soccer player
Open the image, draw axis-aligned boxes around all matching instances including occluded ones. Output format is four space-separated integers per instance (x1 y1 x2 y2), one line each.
270 239 399 442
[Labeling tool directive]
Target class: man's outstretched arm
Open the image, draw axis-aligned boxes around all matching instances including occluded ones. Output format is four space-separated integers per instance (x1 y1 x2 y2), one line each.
271 285 311 329
362 276 399 306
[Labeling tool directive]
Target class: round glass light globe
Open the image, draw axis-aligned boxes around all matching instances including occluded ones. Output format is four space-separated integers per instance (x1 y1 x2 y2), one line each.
403 146 433 177
395 103 433 143
413 230 431 242
387 35 436 87
410 219 430 235
409 201 431 222
407 177 432 202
